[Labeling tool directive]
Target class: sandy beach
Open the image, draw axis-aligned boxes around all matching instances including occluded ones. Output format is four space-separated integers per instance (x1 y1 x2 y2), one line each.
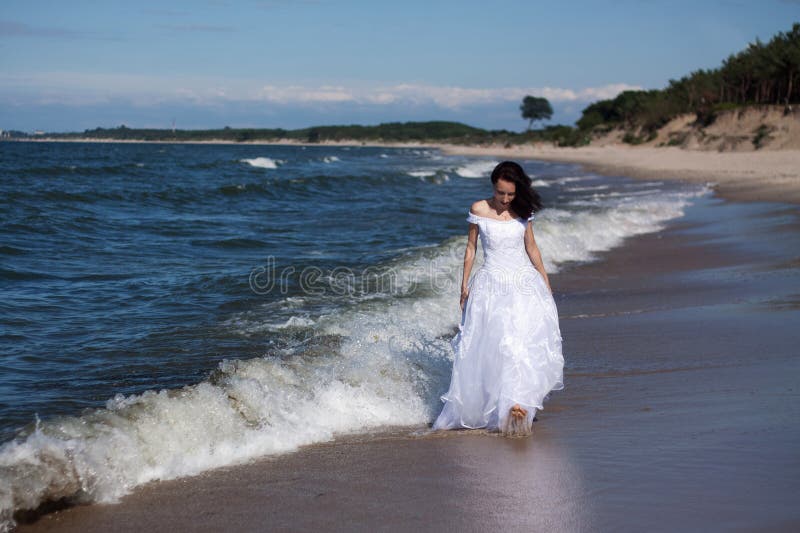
440 143 800 205
15 189 800 531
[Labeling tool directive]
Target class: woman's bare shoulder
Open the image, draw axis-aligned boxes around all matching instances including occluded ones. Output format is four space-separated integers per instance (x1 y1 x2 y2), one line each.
470 199 492 215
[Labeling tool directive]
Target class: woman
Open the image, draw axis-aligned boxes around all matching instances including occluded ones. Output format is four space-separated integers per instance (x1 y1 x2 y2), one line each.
433 161 564 436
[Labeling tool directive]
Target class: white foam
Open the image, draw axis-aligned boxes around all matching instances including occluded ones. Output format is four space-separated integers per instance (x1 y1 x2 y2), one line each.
531 179 550 187
275 316 315 329
554 176 588 184
454 160 498 178
322 156 340 164
407 170 436 177
565 185 610 192
0 182 709 529
240 157 281 169
533 187 708 270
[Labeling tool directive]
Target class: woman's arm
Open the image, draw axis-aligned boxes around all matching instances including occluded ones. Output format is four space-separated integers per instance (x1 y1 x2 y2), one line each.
524 221 552 293
460 223 479 309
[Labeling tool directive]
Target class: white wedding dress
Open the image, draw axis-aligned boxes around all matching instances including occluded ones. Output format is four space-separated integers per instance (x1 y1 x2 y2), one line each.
433 211 564 435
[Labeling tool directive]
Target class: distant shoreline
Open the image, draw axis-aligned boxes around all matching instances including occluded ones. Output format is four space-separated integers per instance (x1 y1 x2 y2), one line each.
5 137 437 148
9 137 800 205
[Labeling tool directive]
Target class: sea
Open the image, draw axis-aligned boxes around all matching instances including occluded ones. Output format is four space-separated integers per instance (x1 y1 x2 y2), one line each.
0 141 707 525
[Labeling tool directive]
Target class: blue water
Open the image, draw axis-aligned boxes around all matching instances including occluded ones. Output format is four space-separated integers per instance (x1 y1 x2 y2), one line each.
0 142 568 439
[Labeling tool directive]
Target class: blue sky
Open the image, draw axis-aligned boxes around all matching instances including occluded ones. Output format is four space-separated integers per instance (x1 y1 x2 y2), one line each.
1 0 798 132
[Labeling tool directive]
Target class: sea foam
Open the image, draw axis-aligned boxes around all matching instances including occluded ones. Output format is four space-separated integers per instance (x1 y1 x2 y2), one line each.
240 157 281 169
407 170 437 178
454 160 498 178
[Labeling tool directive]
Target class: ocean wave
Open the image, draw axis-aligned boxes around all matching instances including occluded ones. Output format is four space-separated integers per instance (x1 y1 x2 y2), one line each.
406 170 450 184
240 157 282 169
454 160 498 178
0 247 459 528
553 176 588 184
534 187 709 270
271 315 316 330
406 170 436 178
565 184 610 192
0 352 435 527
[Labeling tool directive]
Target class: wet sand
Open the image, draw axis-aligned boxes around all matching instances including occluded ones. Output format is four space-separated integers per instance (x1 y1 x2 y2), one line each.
16 196 800 532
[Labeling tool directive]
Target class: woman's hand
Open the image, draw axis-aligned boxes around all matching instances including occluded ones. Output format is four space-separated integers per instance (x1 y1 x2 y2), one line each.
460 287 469 310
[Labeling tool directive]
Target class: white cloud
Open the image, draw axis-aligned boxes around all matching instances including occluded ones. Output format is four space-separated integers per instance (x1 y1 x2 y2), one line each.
257 85 356 103
249 82 641 108
353 83 642 108
0 72 640 109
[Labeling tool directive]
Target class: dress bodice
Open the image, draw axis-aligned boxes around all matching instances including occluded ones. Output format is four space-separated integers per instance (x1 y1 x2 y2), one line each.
467 212 534 272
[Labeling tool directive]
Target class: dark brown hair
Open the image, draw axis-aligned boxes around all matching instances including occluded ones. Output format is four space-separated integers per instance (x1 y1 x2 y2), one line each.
490 161 542 219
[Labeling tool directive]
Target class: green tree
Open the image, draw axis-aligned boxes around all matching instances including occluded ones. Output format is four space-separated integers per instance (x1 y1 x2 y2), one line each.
520 96 553 131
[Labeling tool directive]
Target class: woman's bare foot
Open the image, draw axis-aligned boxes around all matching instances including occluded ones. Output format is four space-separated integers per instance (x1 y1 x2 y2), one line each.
510 404 527 420
503 404 531 437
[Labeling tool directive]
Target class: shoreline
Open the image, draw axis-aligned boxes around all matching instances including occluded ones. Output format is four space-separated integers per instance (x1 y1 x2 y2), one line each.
438 143 800 205
13 137 800 204
15 192 800 532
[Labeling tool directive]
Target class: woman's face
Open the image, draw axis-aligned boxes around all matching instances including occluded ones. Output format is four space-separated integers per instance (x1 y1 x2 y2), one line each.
493 178 516 210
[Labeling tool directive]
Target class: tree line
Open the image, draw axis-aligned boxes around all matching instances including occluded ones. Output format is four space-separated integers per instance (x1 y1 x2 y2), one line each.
574 23 799 136
32 121 490 144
